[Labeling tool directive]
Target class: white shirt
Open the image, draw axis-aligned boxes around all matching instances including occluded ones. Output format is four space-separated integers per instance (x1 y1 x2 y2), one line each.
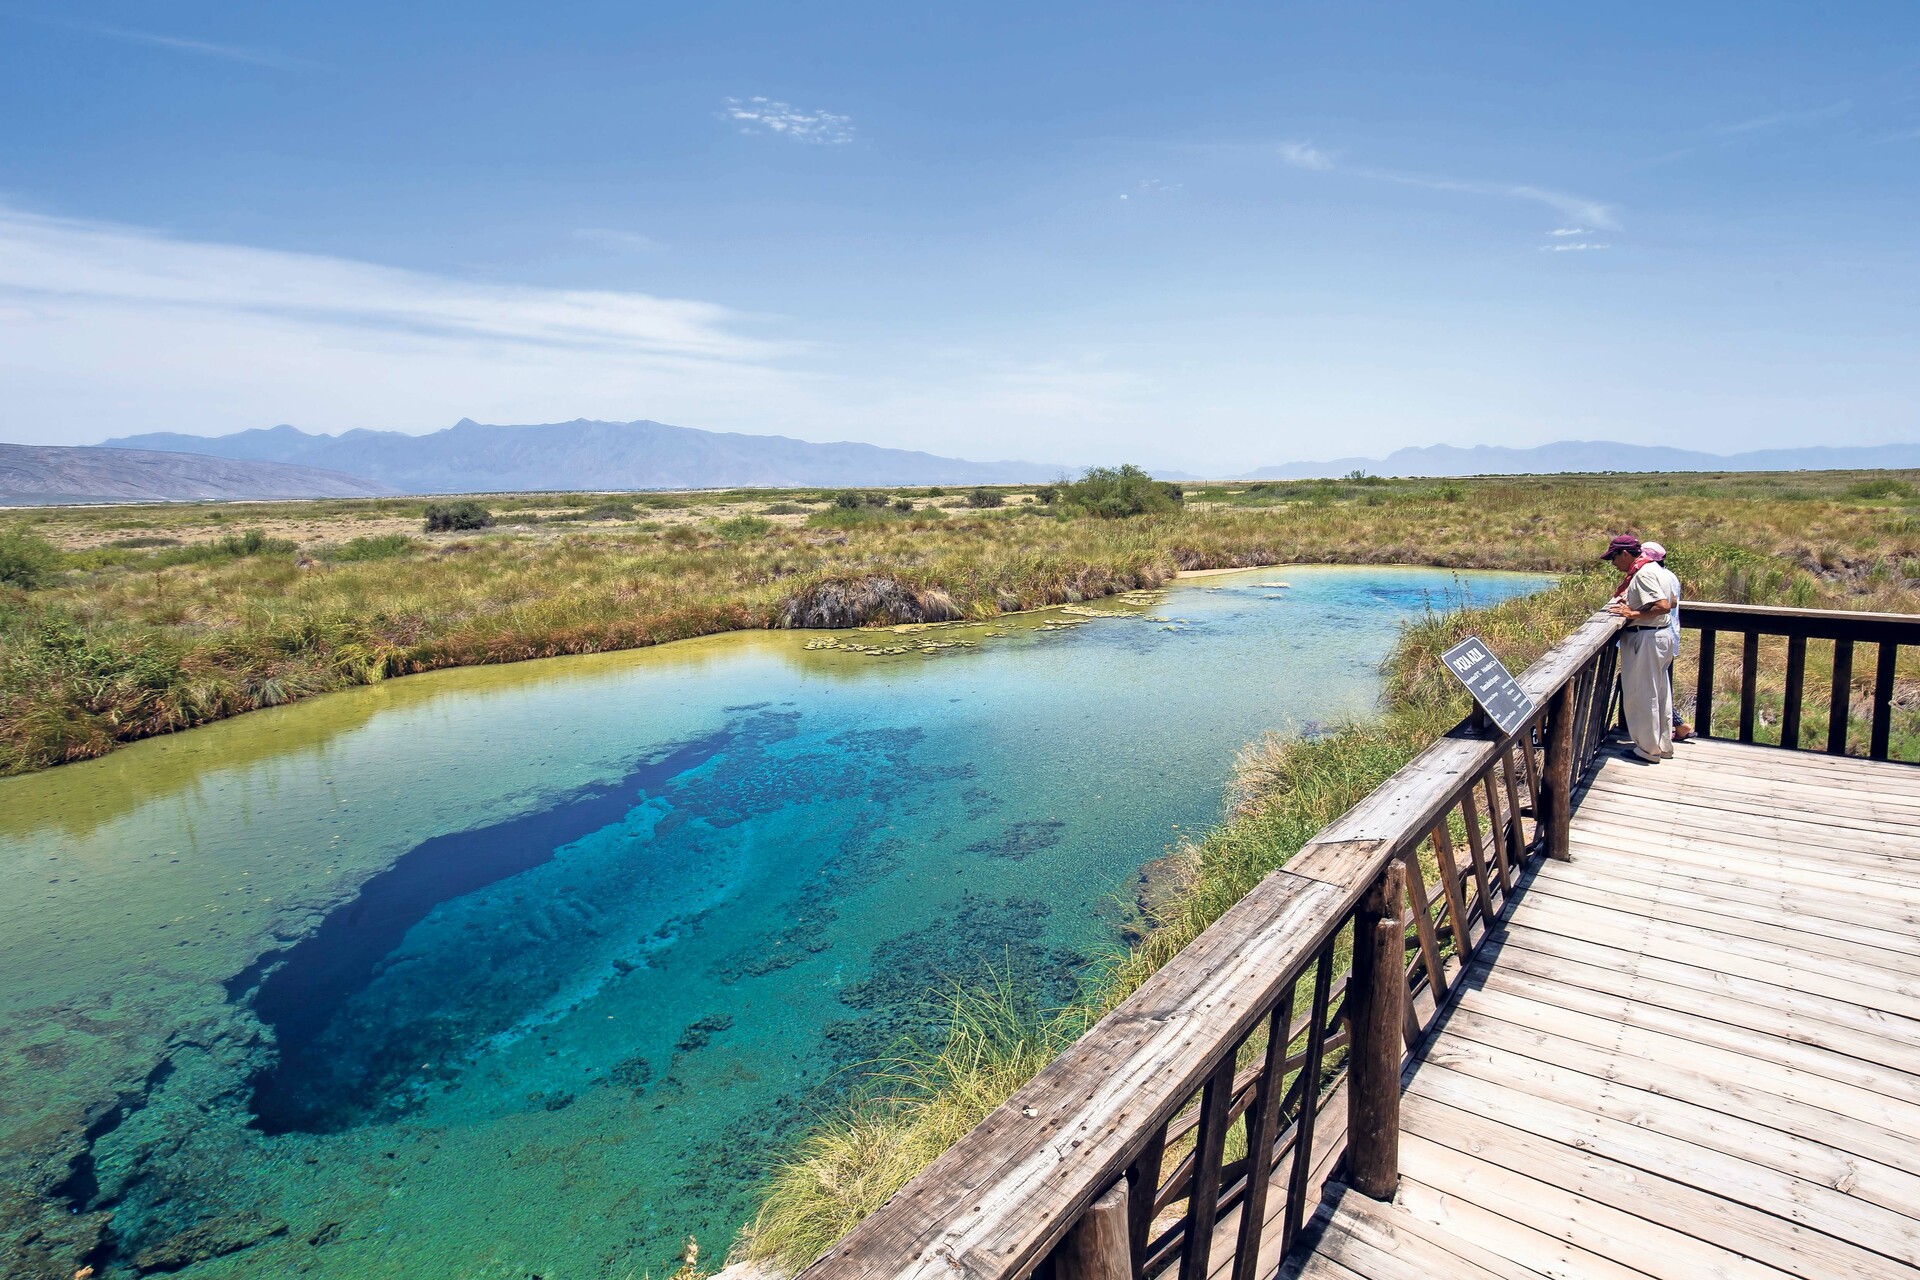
1651 564 1681 639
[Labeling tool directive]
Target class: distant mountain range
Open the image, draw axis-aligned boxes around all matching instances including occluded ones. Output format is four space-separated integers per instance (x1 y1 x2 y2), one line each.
1247 440 1920 479
0 444 396 506
104 418 1061 493
12 423 1917 507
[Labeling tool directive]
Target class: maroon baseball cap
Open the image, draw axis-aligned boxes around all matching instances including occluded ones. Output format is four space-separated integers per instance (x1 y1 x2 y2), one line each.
1600 534 1641 560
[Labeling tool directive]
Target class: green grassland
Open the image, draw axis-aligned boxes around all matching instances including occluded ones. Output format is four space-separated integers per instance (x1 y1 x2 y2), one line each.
3 469 1918 777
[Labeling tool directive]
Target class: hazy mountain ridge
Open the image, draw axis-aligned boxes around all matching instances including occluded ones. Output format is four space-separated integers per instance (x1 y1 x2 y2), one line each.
1247 440 1920 479
0 444 397 505
104 419 1062 492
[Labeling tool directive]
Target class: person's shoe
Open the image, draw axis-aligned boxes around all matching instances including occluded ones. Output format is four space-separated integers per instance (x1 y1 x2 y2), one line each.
1660 748 1675 758
1631 747 1662 763
1673 723 1695 741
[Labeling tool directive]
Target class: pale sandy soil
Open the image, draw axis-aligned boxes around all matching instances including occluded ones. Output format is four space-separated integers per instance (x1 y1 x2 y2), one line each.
1174 563 1288 578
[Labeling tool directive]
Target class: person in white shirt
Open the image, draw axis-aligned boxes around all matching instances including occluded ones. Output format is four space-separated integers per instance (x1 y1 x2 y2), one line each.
1602 535 1676 762
1639 541 1693 741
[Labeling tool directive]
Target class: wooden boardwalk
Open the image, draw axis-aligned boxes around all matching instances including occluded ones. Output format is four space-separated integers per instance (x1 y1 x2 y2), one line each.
1294 737 1920 1280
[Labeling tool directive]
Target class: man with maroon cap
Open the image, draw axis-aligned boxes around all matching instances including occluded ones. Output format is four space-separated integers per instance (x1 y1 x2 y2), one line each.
1602 534 1676 762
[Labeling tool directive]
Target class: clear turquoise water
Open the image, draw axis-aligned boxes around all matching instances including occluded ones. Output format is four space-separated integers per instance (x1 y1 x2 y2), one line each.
0 566 1545 1279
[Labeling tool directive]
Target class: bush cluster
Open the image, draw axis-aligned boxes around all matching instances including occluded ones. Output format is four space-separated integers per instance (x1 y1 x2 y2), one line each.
423 501 493 532
0 527 61 589
717 515 772 541
325 534 419 563
1056 465 1183 518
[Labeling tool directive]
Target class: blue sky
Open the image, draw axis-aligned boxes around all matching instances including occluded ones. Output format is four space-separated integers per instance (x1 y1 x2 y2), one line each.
1 2 1916 472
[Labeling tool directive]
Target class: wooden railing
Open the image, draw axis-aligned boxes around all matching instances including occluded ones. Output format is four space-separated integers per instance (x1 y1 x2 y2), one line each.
800 608 1626 1280
1680 602 1920 762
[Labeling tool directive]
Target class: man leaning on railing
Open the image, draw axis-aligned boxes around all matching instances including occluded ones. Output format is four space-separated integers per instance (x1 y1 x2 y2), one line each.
1602 534 1676 762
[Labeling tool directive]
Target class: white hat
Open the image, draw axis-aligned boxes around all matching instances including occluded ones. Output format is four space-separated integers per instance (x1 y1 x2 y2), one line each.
1641 541 1666 561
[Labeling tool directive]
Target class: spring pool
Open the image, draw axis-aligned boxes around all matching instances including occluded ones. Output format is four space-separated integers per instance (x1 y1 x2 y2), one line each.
0 565 1546 1279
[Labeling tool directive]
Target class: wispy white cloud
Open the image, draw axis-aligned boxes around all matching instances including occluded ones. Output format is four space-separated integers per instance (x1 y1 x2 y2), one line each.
1711 100 1851 136
20 15 316 70
1118 178 1182 200
1544 242 1611 252
1274 142 1619 231
0 207 769 357
1277 142 1335 171
1550 227 1588 236
571 227 664 253
1387 177 1617 231
0 205 804 444
721 96 854 145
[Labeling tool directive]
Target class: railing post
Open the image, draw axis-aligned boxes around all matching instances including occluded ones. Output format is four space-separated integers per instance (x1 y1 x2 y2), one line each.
1541 682 1575 861
1345 861 1405 1200
1053 1182 1132 1280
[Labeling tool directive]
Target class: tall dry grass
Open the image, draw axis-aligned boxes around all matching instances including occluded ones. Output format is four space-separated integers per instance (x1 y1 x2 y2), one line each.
7 469 1918 776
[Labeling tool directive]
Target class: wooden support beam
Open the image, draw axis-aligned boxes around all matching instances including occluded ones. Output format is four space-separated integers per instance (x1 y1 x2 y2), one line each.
1230 992 1295 1280
1122 1129 1163 1280
1738 630 1760 744
1176 1055 1238 1280
1695 628 1717 738
1781 635 1807 750
1828 639 1854 756
1345 863 1406 1200
1280 949 1336 1258
1541 681 1576 861
1052 1182 1131 1280
1870 642 1897 762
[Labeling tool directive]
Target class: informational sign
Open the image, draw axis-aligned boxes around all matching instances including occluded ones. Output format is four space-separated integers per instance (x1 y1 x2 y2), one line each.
1441 635 1536 737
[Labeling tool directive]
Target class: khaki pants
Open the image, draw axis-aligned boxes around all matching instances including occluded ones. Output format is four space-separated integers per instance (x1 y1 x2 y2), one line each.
1620 628 1676 757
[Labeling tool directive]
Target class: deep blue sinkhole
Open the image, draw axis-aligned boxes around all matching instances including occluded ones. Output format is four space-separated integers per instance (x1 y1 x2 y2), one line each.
234 731 732 1134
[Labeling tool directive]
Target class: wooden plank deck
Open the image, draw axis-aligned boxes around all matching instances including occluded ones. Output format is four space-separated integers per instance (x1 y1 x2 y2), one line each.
1293 737 1920 1280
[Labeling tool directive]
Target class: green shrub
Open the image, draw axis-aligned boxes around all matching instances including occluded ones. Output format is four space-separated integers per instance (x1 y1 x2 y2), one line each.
1031 486 1059 505
891 498 915 513
762 503 803 515
965 488 1004 509
833 490 864 510
717 515 772 541
104 536 180 549
924 486 945 497
0 527 60 589
325 534 419 563
423 501 493 532
1846 477 1915 501
546 502 635 523
660 525 700 547
1056 465 1184 518
221 528 291 557
806 505 889 530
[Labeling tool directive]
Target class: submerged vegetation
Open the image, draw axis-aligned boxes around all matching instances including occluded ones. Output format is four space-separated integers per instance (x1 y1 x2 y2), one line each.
2 468 1918 778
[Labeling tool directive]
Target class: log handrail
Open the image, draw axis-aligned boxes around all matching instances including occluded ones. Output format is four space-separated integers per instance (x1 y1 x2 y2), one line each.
1678 601 1920 761
800 607 1627 1280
